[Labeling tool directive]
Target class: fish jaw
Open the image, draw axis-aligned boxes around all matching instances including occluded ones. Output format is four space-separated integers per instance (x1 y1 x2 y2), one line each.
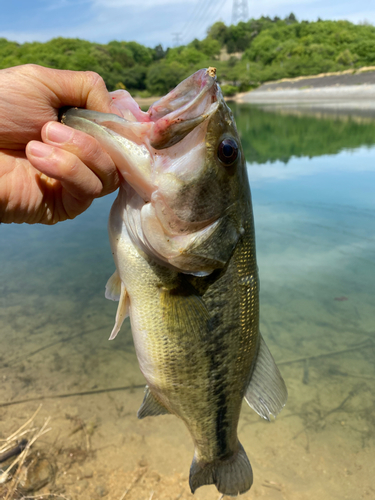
148 68 219 149
62 69 241 274
148 68 217 122
60 109 156 201
60 68 219 204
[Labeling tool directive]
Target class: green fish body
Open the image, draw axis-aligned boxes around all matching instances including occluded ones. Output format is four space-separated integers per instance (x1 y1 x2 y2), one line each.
62 68 287 496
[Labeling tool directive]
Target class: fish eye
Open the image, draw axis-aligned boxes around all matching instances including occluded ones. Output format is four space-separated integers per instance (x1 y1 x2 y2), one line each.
217 138 239 166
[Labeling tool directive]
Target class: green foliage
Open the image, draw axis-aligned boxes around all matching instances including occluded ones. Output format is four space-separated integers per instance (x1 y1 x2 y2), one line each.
1 15 375 95
229 103 375 163
153 44 166 61
122 65 148 91
243 19 375 81
146 61 188 95
167 45 206 65
221 84 238 97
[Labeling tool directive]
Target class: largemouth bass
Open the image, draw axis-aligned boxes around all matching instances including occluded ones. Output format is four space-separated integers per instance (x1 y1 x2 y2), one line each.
61 68 287 496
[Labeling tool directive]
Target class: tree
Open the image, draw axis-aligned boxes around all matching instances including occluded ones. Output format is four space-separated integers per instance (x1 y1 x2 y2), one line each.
146 61 187 95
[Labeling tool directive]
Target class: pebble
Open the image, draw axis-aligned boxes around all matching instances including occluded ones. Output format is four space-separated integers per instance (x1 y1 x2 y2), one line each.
95 485 108 497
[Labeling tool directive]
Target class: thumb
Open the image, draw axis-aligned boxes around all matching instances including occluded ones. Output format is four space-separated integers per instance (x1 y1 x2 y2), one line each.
40 66 122 116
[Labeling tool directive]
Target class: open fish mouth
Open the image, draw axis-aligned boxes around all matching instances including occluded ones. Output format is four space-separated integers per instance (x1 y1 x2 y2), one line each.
146 67 219 148
60 68 238 276
61 67 219 147
61 68 220 202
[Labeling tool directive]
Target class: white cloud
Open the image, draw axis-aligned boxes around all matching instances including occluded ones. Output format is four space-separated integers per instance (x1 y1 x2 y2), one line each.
1 1 375 48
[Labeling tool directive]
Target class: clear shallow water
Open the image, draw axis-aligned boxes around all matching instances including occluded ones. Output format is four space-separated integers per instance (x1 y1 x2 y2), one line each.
0 106 374 499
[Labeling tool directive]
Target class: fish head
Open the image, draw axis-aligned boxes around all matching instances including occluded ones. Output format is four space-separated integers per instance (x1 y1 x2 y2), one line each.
61 68 249 275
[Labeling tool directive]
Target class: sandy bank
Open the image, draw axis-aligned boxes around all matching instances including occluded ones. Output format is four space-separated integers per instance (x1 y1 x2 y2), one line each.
133 96 161 107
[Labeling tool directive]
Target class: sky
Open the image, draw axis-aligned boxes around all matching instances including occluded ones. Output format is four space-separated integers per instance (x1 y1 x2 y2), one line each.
1 0 375 49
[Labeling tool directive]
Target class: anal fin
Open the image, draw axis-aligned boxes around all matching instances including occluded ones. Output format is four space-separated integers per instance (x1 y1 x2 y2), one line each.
245 333 288 421
137 386 170 419
108 281 129 340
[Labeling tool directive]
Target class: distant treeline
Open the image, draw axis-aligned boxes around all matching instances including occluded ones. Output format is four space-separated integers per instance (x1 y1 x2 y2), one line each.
230 104 375 164
1 14 375 96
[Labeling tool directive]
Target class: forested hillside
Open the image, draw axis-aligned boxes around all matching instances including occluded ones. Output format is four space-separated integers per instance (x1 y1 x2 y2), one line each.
1 14 375 96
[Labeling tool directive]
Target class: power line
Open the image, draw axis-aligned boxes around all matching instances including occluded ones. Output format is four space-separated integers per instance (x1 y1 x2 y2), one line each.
178 0 247 46
184 0 219 41
181 0 215 40
182 0 229 42
208 0 230 31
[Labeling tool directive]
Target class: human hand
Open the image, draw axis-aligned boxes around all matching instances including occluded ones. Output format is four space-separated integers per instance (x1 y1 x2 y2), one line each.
0 64 121 224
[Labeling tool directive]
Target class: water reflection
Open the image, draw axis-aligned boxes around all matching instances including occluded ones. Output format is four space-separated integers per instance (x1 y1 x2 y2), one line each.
229 103 375 164
0 105 374 499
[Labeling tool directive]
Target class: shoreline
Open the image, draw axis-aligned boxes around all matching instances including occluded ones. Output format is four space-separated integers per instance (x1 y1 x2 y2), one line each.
232 68 375 108
234 84 375 107
135 68 375 110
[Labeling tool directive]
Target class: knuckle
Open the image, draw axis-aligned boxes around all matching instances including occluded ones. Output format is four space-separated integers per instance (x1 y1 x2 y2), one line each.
51 147 79 176
91 181 103 198
75 133 104 163
63 156 80 177
21 64 41 78
84 71 106 90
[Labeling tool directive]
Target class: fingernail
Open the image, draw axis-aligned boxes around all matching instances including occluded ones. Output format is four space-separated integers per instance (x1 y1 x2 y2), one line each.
46 122 74 143
28 141 53 158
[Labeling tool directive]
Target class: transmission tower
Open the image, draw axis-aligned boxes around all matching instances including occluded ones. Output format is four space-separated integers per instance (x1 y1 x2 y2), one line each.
172 32 182 47
231 0 249 25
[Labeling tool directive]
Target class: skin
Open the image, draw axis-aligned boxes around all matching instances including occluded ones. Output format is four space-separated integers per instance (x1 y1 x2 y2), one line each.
0 64 122 225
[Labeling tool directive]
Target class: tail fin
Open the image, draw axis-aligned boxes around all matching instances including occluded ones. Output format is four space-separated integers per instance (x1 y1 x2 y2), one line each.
189 442 253 496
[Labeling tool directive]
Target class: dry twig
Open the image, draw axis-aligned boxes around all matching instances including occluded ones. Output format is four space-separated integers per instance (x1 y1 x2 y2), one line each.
3 415 52 500
119 467 147 500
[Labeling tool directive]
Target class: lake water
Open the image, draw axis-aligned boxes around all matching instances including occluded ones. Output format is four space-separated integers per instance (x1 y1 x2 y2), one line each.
0 104 374 500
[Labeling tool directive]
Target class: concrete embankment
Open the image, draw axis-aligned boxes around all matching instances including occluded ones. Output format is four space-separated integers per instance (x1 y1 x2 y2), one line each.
234 68 375 111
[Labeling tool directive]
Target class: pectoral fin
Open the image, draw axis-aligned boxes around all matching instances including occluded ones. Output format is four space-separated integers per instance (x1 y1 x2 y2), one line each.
108 280 129 340
137 386 170 419
105 270 122 301
245 334 288 421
